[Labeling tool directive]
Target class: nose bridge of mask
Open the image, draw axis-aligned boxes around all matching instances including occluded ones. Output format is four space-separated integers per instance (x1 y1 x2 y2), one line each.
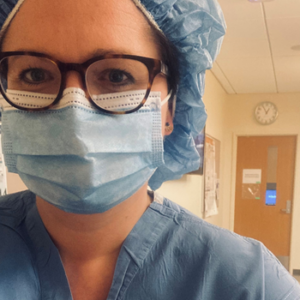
3 88 94 111
5 89 57 109
90 89 164 112
2 88 166 112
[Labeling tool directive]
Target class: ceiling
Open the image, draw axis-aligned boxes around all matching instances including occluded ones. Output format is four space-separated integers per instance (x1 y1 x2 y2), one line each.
211 0 300 94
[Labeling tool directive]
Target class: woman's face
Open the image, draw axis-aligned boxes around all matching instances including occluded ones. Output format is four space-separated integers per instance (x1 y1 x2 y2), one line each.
2 0 171 130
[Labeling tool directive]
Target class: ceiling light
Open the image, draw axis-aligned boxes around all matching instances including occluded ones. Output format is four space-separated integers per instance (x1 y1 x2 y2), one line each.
291 45 300 51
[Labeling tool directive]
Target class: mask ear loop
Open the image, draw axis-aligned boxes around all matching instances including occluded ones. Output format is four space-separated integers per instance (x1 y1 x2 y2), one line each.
161 91 176 119
161 91 172 106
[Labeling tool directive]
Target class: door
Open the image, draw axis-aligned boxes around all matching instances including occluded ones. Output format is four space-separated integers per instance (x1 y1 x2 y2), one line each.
234 136 296 269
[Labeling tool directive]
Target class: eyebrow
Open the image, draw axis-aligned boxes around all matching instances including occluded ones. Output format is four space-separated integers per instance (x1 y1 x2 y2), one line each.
90 48 133 58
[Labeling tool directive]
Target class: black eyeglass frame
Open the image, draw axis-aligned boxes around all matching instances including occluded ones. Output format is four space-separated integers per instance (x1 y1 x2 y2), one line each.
0 51 169 114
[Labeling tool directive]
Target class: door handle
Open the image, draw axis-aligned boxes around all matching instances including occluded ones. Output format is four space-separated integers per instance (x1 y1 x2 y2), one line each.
281 200 291 214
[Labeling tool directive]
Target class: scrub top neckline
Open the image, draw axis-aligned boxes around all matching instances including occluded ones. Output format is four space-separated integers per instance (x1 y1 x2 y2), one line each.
25 192 172 300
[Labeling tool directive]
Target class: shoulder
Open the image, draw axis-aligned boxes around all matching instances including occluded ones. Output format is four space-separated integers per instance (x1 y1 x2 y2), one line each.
0 190 36 227
0 220 40 299
0 191 40 299
148 194 300 299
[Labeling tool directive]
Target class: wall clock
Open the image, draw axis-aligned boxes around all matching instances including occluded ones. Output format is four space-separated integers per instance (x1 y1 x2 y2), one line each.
254 102 278 125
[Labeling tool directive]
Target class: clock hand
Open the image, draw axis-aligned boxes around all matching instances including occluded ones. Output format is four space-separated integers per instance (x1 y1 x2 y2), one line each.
262 106 267 114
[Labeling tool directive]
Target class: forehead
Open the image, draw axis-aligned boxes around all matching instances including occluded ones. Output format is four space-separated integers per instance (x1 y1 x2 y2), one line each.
2 0 160 62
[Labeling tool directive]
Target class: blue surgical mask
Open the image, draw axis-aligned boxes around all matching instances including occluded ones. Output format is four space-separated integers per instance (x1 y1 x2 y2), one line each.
1 88 169 214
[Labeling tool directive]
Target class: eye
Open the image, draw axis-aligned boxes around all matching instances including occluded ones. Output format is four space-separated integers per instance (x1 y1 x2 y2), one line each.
92 68 135 87
21 68 53 84
109 70 128 83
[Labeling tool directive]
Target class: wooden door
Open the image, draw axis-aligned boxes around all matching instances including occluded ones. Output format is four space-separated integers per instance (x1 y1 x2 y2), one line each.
234 136 296 260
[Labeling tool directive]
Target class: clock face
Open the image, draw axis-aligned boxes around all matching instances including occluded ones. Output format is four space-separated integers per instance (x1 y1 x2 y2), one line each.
254 102 278 125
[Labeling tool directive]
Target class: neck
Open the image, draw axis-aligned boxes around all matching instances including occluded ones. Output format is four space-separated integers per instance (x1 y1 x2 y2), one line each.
36 182 152 263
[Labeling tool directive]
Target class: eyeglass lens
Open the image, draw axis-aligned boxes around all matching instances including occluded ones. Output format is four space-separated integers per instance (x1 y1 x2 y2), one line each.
0 55 150 112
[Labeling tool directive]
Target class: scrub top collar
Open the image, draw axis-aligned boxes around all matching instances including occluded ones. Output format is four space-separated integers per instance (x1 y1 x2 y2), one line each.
24 191 174 300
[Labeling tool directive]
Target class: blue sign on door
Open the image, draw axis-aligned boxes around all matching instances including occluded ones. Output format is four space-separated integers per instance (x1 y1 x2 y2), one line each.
266 190 276 206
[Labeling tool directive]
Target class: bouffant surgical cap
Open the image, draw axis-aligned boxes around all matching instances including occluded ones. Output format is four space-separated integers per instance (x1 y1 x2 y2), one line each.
0 0 226 190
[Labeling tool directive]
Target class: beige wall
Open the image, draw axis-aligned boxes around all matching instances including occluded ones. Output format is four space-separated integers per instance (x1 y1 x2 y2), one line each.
6 172 27 194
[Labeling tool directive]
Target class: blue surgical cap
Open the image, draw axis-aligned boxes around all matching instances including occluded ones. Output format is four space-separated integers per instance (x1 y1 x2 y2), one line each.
0 0 226 190
137 0 226 189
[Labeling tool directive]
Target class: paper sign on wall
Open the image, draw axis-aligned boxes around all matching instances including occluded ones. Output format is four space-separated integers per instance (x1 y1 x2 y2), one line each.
242 169 261 184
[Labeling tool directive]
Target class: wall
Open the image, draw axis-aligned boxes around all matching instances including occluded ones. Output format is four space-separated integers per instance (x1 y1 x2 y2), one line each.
222 92 300 272
157 71 229 227
6 172 27 194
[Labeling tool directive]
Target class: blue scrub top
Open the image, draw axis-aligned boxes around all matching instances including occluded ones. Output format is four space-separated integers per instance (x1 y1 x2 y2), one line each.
0 190 299 300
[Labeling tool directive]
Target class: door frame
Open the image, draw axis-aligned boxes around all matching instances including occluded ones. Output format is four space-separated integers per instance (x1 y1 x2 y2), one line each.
229 131 299 273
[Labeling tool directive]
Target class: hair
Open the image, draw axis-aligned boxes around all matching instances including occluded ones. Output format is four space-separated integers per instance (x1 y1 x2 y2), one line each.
149 26 180 116
0 27 8 52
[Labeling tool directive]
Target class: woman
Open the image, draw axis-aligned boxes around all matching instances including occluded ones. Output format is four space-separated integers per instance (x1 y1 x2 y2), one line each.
0 0 299 299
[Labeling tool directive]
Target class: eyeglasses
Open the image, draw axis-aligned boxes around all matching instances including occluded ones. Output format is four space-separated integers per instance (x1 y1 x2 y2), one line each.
0 51 169 114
